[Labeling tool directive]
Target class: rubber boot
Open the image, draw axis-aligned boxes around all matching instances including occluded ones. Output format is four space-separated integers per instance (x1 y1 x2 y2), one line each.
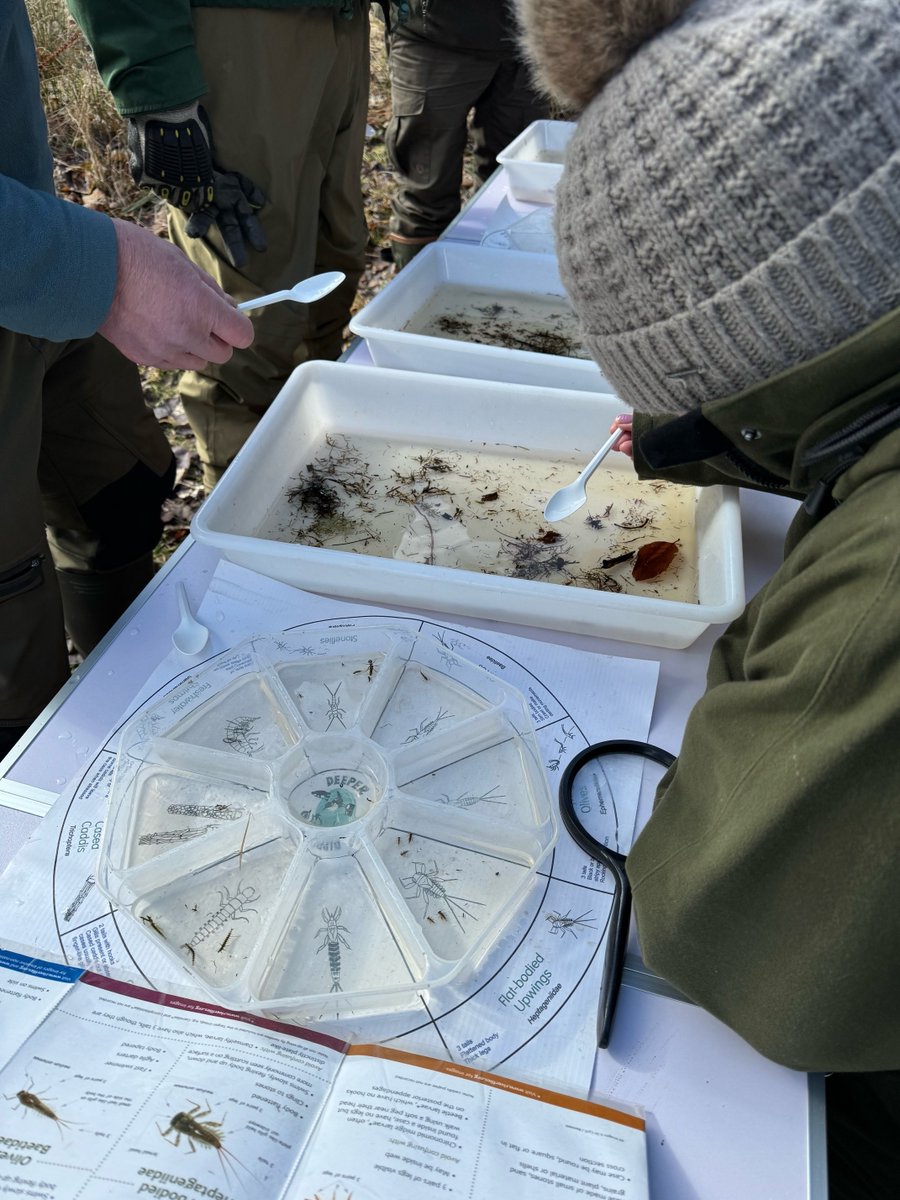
55 553 155 659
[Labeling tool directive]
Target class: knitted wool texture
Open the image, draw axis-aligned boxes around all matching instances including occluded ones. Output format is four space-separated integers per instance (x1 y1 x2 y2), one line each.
550 0 900 414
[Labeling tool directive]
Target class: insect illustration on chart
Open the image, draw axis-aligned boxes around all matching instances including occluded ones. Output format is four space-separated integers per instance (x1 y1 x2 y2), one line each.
167 802 243 821
437 784 505 810
188 883 260 950
62 873 96 923
301 786 357 827
5 1077 75 1133
139 824 218 846
157 1101 253 1188
315 907 351 992
403 707 451 743
546 909 597 939
222 715 262 755
324 682 348 730
554 724 577 757
400 860 485 929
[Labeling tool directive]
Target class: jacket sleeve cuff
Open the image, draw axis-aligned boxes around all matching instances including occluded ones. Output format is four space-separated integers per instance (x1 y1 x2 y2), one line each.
0 175 117 341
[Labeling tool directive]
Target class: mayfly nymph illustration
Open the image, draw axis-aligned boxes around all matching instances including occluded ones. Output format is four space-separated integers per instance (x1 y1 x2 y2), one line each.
324 681 347 730
5 1079 73 1129
437 785 504 809
158 1101 252 1185
400 860 485 929
222 715 262 755
546 909 597 939
301 785 358 827
316 906 351 992
403 707 451 743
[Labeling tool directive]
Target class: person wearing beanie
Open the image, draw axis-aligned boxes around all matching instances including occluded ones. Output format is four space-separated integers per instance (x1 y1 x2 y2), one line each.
517 0 900 1194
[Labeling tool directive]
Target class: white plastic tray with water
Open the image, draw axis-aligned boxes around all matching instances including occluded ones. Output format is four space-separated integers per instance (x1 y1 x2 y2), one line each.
99 627 556 1019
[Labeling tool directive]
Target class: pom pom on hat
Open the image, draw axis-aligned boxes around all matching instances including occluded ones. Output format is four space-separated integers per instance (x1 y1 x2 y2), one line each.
516 0 692 111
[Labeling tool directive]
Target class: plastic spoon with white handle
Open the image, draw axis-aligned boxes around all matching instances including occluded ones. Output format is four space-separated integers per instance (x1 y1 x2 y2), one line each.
172 583 210 656
543 429 624 523
237 271 345 312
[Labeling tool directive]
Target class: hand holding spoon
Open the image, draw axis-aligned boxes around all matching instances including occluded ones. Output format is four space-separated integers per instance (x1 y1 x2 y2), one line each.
544 428 624 523
237 271 345 312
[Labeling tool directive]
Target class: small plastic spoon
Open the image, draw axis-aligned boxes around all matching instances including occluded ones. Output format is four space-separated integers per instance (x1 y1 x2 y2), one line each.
543 429 624 523
237 271 345 312
173 583 210 656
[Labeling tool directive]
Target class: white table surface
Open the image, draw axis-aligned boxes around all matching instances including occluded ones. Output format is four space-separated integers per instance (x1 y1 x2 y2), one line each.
0 165 826 1200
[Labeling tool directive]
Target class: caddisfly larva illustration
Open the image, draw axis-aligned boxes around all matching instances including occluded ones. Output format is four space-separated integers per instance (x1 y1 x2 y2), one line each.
315 907 351 992
222 715 262 755
139 824 218 846
400 860 485 929
437 785 504 809
62 873 95 922
546 909 597 939
167 802 243 821
158 1101 254 1188
301 785 357 827
5 1078 74 1131
324 681 347 730
403 707 451 743
189 883 260 948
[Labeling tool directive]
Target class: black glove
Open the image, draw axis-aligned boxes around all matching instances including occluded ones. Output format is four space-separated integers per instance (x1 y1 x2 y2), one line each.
128 102 215 211
128 102 267 268
185 169 268 270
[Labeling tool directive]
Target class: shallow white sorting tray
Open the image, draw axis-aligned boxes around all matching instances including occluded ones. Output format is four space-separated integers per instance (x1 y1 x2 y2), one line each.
496 119 576 204
349 241 611 393
192 362 744 649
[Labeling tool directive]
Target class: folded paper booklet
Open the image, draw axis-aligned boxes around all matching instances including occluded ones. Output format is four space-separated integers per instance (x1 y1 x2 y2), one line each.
0 946 649 1200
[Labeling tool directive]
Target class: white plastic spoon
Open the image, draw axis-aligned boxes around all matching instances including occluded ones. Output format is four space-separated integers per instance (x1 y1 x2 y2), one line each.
237 271 345 312
172 582 210 656
543 429 624 523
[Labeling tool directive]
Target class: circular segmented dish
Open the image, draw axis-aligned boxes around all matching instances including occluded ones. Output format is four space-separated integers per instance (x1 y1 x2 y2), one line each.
99 627 557 1019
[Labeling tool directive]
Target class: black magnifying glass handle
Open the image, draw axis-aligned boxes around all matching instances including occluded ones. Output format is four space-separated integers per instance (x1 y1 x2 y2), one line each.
597 850 630 1049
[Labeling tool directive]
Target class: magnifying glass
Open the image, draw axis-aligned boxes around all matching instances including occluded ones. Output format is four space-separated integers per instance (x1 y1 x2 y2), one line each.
558 739 675 1049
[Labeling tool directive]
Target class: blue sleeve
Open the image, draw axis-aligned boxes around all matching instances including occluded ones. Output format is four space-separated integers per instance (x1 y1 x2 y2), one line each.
0 174 117 341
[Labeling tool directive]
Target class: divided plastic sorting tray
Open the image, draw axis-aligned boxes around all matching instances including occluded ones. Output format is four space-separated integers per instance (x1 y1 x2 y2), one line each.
192 361 744 649
98 627 556 1018
496 119 576 204
348 241 611 393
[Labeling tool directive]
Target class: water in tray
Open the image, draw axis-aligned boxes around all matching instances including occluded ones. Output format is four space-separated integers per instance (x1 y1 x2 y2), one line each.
255 434 699 603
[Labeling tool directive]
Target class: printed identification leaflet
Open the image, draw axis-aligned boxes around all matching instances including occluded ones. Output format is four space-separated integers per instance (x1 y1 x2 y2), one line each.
0 947 649 1200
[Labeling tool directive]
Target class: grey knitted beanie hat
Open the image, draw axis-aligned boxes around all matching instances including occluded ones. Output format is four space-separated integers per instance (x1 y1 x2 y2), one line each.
517 0 900 415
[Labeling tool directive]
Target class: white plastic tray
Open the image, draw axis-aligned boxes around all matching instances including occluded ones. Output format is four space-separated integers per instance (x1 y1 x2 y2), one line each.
497 119 576 204
99 628 556 1018
192 362 744 649
348 241 611 393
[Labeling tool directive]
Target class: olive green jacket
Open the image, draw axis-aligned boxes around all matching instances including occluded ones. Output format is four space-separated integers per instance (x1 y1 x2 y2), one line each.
67 0 355 115
626 308 900 1167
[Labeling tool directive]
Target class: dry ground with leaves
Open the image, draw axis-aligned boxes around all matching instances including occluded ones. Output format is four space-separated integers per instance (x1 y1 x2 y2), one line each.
27 1 478 567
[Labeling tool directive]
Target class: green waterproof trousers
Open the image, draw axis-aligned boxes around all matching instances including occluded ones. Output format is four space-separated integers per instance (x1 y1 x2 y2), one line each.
168 5 370 488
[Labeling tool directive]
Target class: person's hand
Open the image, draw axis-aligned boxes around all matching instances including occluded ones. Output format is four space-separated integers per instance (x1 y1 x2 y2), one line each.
128 103 215 212
185 169 267 269
98 218 254 371
610 413 634 459
128 103 267 268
